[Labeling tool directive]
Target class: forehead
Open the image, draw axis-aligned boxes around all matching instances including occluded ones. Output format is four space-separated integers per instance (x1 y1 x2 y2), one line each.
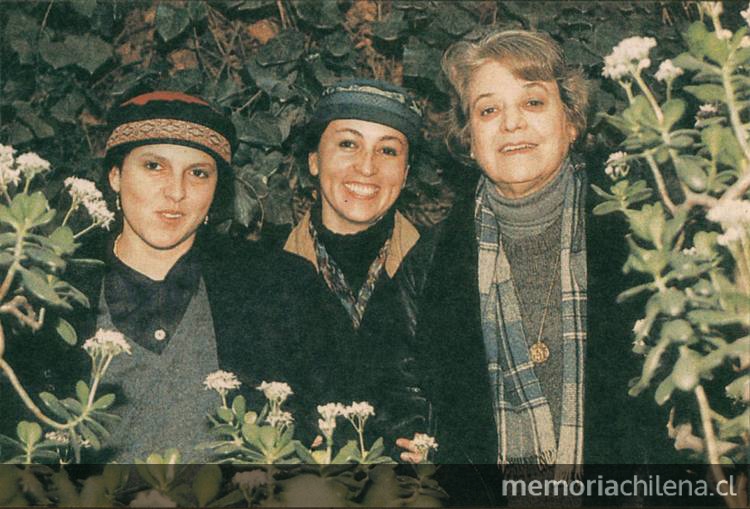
468 60 561 101
126 143 216 165
321 118 408 143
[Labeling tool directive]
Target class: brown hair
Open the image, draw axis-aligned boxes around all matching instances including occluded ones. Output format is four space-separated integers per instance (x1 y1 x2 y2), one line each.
441 29 589 162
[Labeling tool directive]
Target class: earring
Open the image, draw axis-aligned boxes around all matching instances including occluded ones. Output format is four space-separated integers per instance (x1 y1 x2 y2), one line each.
470 151 475 159
203 214 209 225
116 195 121 211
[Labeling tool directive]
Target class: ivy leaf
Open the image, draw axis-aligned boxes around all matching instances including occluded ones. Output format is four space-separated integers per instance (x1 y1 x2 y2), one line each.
435 4 475 36
40 35 113 74
156 3 191 42
5 12 39 64
372 11 408 42
51 93 86 124
13 102 55 139
236 112 283 147
70 0 98 18
256 30 305 66
403 40 442 79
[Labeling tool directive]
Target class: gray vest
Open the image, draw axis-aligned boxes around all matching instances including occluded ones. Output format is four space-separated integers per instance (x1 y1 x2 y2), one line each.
97 279 220 463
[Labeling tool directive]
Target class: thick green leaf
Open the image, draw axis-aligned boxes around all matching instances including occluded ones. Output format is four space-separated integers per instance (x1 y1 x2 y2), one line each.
684 84 725 103
49 226 77 256
17 421 42 447
592 201 620 216
156 3 191 42
662 99 686 130
192 464 222 506
18 267 68 308
54 317 77 346
91 393 115 411
25 245 65 271
76 381 90 405
674 157 707 192
231 395 246 418
40 392 74 420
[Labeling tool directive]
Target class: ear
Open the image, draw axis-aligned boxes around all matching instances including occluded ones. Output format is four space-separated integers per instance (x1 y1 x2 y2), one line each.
308 152 320 177
108 166 121 193
567 124 578 145
402 164 410 189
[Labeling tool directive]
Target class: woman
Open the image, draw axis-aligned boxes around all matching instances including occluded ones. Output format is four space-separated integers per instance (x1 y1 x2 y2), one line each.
31 91 303 462
415 29 668 477
281 79 434 452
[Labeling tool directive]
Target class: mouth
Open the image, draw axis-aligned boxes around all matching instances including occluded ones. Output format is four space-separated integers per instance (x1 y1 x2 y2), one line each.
499 143 536 154
157 210 184 220
344 182 379 198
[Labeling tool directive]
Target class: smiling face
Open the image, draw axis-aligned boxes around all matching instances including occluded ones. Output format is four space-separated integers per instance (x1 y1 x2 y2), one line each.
309 119 409 234
467 60 577 198
109 143 218 258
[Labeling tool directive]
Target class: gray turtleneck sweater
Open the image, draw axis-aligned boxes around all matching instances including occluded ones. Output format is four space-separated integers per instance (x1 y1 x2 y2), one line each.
485 168 569 436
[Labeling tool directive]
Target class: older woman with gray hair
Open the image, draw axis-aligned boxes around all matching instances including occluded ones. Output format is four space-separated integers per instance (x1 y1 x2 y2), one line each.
415 29 668 478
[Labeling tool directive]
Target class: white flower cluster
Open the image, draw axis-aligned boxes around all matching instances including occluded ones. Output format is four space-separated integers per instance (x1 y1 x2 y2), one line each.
266 411 294 427
45 431 92 448
16 152 51 177
232 470 269 491
257 381 293 403
602 36 656 80
83 328 132 358
317 403 346 437
45 431 71 445
129 489 177 508
341 401 375 419
64 177 115 229
604 151 630 180
707 199 750 246
694 103 720 128
0 145 20 188
412 433 439 452
203 370 241 395
654 59 683 82
743 3 750 27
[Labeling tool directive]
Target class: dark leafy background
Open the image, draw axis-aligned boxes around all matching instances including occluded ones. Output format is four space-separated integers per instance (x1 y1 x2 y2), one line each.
0 0 745 238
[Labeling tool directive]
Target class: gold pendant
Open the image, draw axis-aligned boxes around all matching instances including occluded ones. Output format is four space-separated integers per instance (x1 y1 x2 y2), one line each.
529 341 550 364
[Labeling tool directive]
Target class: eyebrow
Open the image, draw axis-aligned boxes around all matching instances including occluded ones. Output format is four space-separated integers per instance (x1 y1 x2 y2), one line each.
471 82 551 109
137 152 216 169
335 128 406 147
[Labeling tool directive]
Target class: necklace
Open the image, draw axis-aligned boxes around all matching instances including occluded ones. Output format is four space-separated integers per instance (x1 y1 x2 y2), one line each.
529 253 560 365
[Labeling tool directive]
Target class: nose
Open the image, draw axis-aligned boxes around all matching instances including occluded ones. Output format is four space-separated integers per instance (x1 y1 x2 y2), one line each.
164 174 186 203
356 150 377 177
501 106 526 132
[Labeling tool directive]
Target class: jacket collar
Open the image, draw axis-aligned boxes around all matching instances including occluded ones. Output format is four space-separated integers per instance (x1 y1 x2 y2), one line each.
284 210 420 278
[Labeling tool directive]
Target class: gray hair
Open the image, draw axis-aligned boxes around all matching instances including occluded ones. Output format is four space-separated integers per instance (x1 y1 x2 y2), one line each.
441 29 589 161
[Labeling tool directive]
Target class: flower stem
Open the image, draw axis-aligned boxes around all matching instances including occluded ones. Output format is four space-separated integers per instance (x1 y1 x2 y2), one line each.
694 384 743 508
61 200 78 227
644 153 677 214
73 222 99 239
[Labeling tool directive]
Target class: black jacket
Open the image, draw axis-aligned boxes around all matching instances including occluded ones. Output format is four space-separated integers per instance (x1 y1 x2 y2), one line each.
279 211 437 454
416 189 672 467
0 230 310 443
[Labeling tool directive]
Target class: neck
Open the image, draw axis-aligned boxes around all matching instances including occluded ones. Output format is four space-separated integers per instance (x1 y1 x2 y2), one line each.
114 230 195 281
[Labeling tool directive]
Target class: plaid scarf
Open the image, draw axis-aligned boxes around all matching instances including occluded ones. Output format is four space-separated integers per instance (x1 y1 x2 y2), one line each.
474 161 587 476
308 219 389 329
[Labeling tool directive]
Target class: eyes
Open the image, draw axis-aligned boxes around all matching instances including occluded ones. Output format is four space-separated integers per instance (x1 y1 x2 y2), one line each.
337 139 402 157
477 97 546 117
142 160 215 179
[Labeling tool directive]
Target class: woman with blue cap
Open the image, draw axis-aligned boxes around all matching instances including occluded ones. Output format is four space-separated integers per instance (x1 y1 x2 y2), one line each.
281 79 434 454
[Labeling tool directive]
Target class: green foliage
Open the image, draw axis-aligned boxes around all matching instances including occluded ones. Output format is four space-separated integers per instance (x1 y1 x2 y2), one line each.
0 1 707 233
596 3 749 478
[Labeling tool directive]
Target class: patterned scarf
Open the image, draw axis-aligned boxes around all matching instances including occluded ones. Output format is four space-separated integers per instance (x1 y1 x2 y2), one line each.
474 161 587 476
308 220 389 329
